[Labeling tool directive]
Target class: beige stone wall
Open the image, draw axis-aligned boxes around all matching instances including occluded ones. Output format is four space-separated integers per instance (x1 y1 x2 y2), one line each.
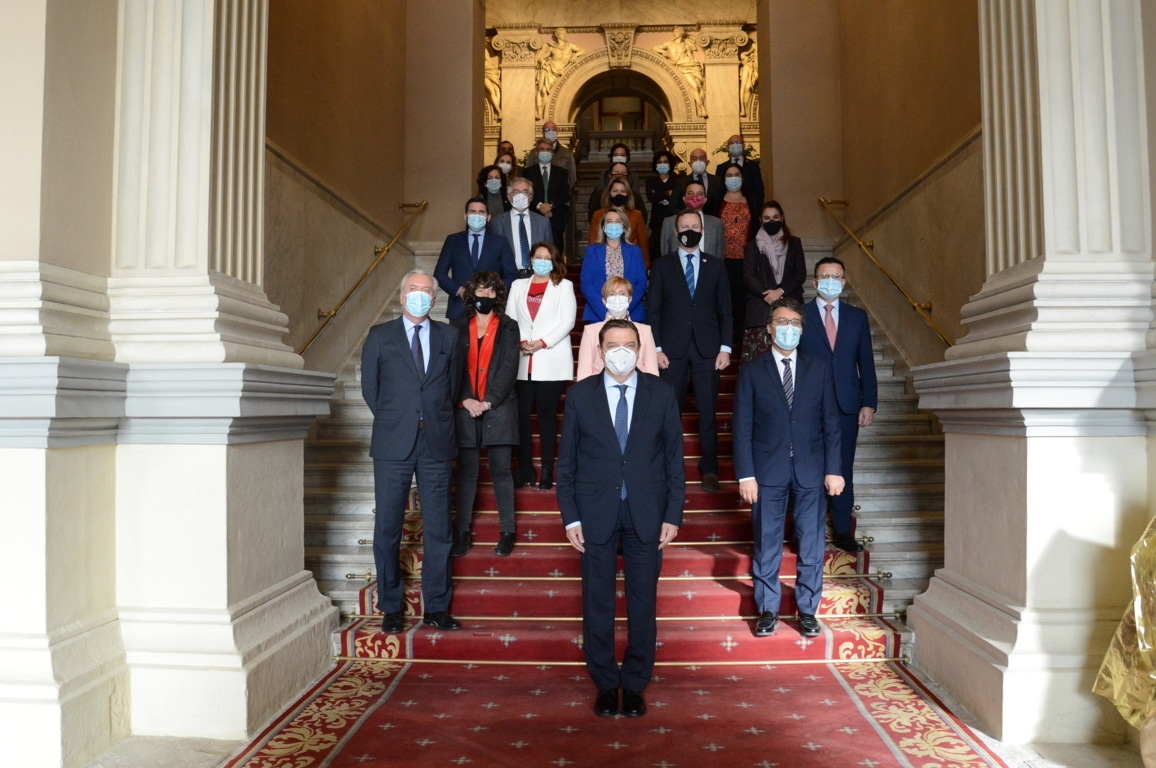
837 0 982 228
486 1 756 27
266 0 407 232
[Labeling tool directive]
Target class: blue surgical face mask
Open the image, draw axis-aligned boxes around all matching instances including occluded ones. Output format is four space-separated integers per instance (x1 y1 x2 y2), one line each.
817 278 844 300
538 151 553 165
773 324 801 351
725 176 743 192
656 163 670 175
532 259 553 276
485 178 502 193
466 213 488 232
729 142 744 156
405 290 433 318
604 222 624 240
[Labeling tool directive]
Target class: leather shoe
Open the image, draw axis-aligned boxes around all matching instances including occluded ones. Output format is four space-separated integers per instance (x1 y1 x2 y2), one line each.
702 472 720 492
494 531 515 557
422 611 461 631
514 465 537 489
798 613 822 638
834 533 864 553
754 610 779 637
594 687 619 717
538 466 554 491
622 689 647 717
381 611 404 634
450 530 472 558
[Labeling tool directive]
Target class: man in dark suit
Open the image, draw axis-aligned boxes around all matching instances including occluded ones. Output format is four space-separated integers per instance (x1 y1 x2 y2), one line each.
557 318 685 718
734 297 844 639
714 133 765 214
658 180 725 258
649 209 732 492
523 137 571 253
360 269 464 634
434 198 517 319
677 147 723 217
488 177 553 277
798 256 878 553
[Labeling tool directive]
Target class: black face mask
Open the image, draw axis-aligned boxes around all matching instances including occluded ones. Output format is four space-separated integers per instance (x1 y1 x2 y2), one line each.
609 194 629 207
677 229 703 248
473 296 497 314
762 220 784 236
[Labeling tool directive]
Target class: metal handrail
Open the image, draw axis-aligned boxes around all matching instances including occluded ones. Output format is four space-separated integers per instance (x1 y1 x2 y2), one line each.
818 197 953 347
297 200 428 356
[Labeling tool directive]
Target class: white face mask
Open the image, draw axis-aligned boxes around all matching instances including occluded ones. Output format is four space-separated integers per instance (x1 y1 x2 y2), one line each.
611 155 628 164
544 129 558 142
511 192 530 211
691 160 707 175
603 346 638 376
605 295 630 316
497 162 512 175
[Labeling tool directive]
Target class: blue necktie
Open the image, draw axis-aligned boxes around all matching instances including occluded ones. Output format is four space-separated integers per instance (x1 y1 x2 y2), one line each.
782 357 793 409
518 214 530 268
411 324 425 380
684 254 696 296
615 384 629 499
471 233 480 265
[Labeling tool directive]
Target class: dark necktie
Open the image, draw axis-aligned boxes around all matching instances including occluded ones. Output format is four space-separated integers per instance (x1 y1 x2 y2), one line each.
471 233 480 265
684 254 696 296
615 384 629 499
782 357 793 409
542 166 550 202
518 214 530 268
411 324 425 380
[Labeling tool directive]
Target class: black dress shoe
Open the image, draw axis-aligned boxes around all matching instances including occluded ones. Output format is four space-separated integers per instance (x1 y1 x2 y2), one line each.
422 611 461 631
798 613 822 638
754 610 779 637
538 466 554 491
450 530 472 558
702 472 720 492
622 689 647 717
833 533 864 553
494 531 515 557
381 611 404 634
594 688 619 717
514 465 537 489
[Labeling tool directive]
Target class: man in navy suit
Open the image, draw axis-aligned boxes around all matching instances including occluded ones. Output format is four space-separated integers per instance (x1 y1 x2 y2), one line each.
557 319 685 719
523 138 571 254
798 257 878 553
735 297 844 639
488 177 553 277
649 209 732 492
434 198 517 319
361 270 464 634
713 133 765 214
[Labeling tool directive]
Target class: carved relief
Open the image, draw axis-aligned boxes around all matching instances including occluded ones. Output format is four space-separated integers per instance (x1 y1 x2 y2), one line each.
491 33 542 66
699 29 748 61
603 26 636 69
739 42 758 118
654 26 706 118
536 27 585 118
484 42 502 119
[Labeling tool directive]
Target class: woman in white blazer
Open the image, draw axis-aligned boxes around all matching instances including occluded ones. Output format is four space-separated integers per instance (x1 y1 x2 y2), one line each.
506 241 577 490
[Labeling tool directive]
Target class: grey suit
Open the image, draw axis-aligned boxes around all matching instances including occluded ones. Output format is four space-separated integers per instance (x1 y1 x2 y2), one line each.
489 209 553 271
659 212 725 260
361 317 463 615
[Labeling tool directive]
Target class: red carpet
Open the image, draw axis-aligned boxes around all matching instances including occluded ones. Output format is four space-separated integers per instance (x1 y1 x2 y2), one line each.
225 659 1008 767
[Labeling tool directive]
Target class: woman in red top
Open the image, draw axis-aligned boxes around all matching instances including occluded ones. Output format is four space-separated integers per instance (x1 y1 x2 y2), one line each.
720 164 760 355
450 272 522 557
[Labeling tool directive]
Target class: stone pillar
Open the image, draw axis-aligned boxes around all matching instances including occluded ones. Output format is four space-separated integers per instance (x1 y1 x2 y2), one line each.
492 30 543 167
699 26 748 159
910 0 1154 742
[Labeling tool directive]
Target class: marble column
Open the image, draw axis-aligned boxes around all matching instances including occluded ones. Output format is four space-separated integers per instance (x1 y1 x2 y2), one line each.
699 26 748 159
910 0 1154 742
492 30 543 168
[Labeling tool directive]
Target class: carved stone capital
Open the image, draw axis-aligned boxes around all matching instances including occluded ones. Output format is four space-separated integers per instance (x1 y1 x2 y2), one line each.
601 25 637 69
491 33 542 67
697 28 749 62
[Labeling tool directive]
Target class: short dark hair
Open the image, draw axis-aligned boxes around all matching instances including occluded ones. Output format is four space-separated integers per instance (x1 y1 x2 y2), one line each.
814 256 845 278
674 209 702 227
464 197 487 212
767 296 805 326
462 271 507 316
598 317 640 347
530 241 567 285
683 180 706 196
652 149 679 173
609 143 631 160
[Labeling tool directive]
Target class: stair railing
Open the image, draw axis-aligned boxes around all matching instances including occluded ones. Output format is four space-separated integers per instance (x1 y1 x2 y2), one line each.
818 197 953 347
297 200 428 356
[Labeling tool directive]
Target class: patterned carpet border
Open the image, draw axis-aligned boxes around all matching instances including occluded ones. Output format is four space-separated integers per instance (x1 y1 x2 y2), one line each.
223 660 1008 768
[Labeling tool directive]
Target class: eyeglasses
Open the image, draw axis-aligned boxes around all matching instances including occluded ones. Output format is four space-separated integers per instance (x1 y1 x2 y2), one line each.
770 318 803 328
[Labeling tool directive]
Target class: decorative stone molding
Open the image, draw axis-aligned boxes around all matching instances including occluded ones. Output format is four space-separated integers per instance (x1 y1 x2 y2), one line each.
602 25 636 69
547 48 700 125
491 33 542 67
698 28 748 61
0 358 127 447
0 262 114 360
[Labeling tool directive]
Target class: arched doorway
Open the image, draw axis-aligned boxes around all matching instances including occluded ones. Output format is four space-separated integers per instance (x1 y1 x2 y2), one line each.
569 69 671 163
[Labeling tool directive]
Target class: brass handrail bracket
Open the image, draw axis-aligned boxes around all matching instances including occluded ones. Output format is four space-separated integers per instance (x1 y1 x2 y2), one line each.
818 197 953 347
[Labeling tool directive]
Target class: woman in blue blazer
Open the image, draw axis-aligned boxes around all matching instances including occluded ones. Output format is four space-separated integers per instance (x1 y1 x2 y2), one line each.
580 209 647 323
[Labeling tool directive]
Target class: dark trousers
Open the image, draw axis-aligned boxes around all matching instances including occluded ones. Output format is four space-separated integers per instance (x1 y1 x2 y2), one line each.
456 445 515 533
372 430 453 614
581 499 663 691
660 349 720 473
724 258 745 353
830 412 860 535
751 479 825 615
515 379 566 474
